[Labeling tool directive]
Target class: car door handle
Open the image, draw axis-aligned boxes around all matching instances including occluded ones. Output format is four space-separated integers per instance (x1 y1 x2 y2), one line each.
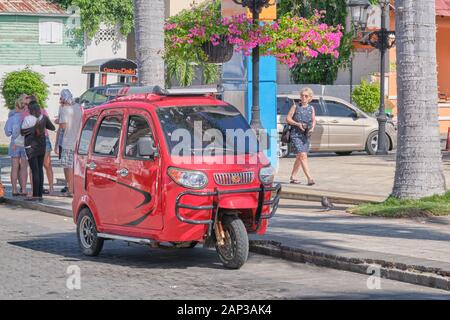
331 120 339 124
317 120 326 124
87 162 97 170
116 168 129 177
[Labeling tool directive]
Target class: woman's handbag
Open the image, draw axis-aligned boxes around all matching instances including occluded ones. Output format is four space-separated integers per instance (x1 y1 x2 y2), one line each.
281 124 291 143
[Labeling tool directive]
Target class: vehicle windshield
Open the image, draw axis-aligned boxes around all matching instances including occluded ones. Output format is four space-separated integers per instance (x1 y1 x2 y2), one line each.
156 105 260 156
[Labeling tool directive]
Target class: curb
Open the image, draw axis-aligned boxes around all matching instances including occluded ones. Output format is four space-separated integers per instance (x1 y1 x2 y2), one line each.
3 197 72 218
279 185 384 205
249 240 450 292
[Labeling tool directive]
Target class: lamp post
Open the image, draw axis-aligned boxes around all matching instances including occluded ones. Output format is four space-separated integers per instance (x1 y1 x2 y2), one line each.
347 0 395 155
232 0 273 132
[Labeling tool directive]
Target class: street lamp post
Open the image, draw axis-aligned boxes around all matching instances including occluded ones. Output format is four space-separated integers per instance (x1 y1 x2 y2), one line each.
232 0 272 131
347 0 396 155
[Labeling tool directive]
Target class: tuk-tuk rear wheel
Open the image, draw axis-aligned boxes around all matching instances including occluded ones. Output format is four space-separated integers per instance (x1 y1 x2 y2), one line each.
77 208 104 256
215 215 249 269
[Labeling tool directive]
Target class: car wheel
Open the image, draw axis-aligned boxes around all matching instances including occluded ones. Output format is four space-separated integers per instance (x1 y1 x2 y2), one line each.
215 215 249 270
335 152 352 156
77 208 104 256
366 131 391 155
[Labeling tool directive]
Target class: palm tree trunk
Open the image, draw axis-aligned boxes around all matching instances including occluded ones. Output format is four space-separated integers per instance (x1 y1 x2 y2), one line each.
133 0 165 86
392 0 446 199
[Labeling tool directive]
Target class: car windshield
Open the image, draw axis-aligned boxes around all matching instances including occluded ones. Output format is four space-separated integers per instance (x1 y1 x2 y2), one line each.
156 105 260 156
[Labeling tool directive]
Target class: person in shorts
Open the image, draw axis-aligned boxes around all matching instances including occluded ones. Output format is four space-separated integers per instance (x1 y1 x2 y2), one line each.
4 94 29 196
59 89 82 196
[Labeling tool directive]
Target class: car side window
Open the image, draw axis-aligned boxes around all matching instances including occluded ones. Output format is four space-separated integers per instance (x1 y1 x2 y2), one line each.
94 92 108 105
310 99 324 116
77 117 97 155
94 115 123 157
124 115 154 160
80 90 95 104
277 97 291 115
326 101 357 118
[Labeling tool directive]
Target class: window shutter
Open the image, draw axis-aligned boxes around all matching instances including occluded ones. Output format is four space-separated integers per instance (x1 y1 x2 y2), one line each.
39 21 52 44
51 21 63 44
39 20 63 44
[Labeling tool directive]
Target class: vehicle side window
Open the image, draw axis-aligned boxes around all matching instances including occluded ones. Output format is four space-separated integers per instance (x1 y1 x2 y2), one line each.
77 117 97 155
94 115 123 156
94 92 108 104
277 97 291 115
310 99 324 116
80 90 95 104
326 101 357 118
124 115 154 160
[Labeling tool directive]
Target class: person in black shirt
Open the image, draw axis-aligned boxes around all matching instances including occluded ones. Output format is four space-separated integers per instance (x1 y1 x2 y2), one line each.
21 101 55 201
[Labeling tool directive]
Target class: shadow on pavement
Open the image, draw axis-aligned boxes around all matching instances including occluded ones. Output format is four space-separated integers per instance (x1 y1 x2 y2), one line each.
8 232 225 270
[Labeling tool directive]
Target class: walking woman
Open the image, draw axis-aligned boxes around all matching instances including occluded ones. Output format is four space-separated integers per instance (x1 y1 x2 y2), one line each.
21 101 55 201
4 94 29 196
287 87 316 186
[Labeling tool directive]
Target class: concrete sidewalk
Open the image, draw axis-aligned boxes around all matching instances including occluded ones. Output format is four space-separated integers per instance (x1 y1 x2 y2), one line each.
250 199 450 290
275 152 450 203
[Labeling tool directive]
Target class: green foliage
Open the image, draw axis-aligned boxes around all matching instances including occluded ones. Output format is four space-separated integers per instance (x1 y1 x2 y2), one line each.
348 191 450 218
0 144 8 155
279 0 352 85
351 80 380 114
165 0 220 86
1 68 49 110
52 0 134 39
166 0 341 86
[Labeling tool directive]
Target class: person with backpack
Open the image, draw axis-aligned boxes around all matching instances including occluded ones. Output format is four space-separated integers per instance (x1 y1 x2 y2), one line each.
21 101 55 201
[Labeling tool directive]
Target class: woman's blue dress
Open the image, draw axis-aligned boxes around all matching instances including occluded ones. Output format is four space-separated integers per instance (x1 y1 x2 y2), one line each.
290 103 313 154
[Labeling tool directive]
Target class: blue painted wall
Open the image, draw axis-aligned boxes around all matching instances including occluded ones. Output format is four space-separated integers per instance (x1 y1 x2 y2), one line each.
247 55 278 169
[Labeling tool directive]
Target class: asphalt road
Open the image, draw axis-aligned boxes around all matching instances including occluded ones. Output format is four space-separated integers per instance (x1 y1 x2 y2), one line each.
0 204 449 300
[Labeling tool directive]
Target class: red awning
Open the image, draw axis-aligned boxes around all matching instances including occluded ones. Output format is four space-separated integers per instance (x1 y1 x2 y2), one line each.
436 0 450 16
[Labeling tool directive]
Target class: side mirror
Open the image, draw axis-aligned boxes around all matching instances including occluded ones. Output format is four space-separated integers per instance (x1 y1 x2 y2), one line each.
138 136 158 158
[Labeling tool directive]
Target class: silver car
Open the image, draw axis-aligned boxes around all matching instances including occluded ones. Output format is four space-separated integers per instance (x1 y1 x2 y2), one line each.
277 95 397 157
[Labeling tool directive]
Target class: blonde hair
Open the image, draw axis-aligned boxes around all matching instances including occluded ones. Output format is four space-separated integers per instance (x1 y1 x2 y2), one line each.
15 94 28 110
300 87 314 98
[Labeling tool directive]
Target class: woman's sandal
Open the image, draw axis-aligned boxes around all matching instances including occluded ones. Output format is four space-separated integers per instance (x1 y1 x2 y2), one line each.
307 180 316 186
290 179 301 184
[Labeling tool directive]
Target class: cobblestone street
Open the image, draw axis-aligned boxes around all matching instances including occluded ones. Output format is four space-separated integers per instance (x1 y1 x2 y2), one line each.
1 204 449 300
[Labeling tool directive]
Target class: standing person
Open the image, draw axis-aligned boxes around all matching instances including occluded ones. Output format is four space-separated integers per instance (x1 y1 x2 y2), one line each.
59 89 82 197
21 101 55 201
287 87 316 186
54 97 67 193
4 94 29 196
27 94 55 194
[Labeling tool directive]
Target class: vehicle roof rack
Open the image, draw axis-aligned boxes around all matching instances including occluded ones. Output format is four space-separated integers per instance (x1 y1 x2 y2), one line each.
106 85 223 98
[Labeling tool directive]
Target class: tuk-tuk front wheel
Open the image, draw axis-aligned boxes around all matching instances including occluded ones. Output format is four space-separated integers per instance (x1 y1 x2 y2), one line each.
77 208 104 256
215 215 249 269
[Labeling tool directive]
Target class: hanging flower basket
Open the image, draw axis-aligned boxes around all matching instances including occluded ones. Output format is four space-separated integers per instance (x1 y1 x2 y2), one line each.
201 38 234 64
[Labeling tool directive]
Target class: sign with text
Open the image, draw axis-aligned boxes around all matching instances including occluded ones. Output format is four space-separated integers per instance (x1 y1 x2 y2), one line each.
221 0 277 21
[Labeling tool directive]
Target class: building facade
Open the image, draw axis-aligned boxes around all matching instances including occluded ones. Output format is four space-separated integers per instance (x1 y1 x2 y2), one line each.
0 0 127 124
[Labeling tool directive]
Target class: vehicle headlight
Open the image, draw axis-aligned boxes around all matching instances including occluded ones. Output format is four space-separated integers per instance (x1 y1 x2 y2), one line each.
259 166 275 185
168 167 208 189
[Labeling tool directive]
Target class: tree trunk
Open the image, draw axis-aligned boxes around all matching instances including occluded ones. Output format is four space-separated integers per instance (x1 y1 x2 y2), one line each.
392 0 446 199
133 0 165 86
